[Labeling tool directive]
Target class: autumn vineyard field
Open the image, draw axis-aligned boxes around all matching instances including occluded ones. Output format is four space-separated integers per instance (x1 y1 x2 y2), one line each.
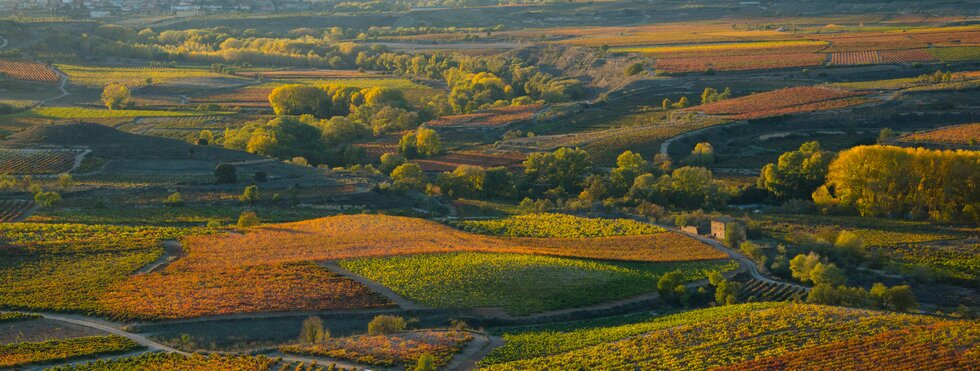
0 335 142 368
0 59 60 83
281 330 473 368
0 148 79 174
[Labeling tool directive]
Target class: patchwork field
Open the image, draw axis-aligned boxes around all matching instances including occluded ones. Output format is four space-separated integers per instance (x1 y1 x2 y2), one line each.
100 214 724 319
0 335 142 368
0 148 80 174
56 65 238 87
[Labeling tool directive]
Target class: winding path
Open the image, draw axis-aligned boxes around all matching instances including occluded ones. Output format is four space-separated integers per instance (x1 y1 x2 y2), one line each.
672 227 809 291
0 35 7 50
136 239 184 274
318 262 426 310
32 312 188 355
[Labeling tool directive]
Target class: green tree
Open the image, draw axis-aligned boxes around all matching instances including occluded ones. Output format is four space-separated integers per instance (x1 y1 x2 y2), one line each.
163 192 184 207
415 127 443 157
657 270 683 297
380 152 407 173
237 211 260 228
414 353 437 371
810 262 846 286
299 316 329 344
758 141 832 200
101 83 131 110
523 147 593 191
398 131 419 159
789 252 822 283
885 285 917 312
34 191 61 208
240 185 259 205
739 241 766 267
268 84 329 116
610 151 648 195
57 173 74 188
319 116 369 148
391 163 424 192
624 62 644 76
367 315 406 335
714 279 739 305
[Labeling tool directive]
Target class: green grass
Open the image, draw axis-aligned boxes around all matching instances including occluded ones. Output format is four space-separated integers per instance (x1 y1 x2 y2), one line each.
457 213 665 238
338 252 737 315
14 107 228 119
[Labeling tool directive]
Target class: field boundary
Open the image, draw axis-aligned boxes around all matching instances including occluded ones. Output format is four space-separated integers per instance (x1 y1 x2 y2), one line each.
318 261 427 311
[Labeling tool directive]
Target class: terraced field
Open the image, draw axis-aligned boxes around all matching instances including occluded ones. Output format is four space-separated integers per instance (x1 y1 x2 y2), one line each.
0 148 80 174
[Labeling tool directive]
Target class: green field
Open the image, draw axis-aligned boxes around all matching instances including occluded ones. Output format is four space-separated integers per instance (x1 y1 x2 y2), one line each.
457 213 665 238
928 46 980 62
56 65 239 87
338 252 736 315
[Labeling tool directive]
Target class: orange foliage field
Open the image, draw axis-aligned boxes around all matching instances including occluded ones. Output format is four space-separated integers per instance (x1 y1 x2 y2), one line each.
899 123 980 146
655 53 826 73
0 60 60 83
101 215 724 319
692 86 869 120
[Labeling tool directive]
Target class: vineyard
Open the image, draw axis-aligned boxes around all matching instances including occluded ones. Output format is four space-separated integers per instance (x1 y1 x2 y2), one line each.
717 321 979 370
0 59 60 83
0 335 143 368
692 86 869 120
928 46 980 62
18 107 226 119
55 65 235 87
281 330 473 367
899 123 980 146
0 312 41 323
654 53 826 73
0 199 34 222
738 279 807 302
413 151 526 172
0 148 80 174
338 252 736 315
424 104 542 128
456 213 665 238
614 40 828 58
479 303 973 369
48 353 275 371
0 223 195 315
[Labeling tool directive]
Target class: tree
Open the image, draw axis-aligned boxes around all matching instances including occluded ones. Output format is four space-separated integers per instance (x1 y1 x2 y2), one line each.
662 98 672 110
814 145 979 223
672 96 689 109
380 152 406 173
34 191 61 208
101 83 131 110
299 316 329 344
367 315 406 335
758 141 832 200
714 279 739 305
810 262 846 286
268 84 329 116
215 164 237 184
319 116 369 148
624 62 644 76
240 185 259 205
877 128 895 144
739 241 765 267
610 151 648 195
523 147 593 192
163 192 184 207
482 167 514 199
789 252 822 283
414 353 437 371
885 285 917 312
237 211 260 228
57 173 74 188
398 131 419 158
391 163 424 192
689 142 715 165
415 127 443 157
657 270 683 297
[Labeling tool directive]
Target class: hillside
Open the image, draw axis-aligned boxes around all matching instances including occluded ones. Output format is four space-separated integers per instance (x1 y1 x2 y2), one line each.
2 123 257 162
481 303 980 369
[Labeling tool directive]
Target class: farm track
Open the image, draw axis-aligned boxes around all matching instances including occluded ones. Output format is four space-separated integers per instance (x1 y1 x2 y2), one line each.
136 240 184 274
444 332 503 371
318 262 427 310
673 227 809 291
0 35 7 50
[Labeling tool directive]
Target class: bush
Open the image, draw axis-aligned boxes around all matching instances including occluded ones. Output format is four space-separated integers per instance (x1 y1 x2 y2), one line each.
214 164 237 184
163 192 184 207
299 316 329 344
237 211 260 228
367 315 406 335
